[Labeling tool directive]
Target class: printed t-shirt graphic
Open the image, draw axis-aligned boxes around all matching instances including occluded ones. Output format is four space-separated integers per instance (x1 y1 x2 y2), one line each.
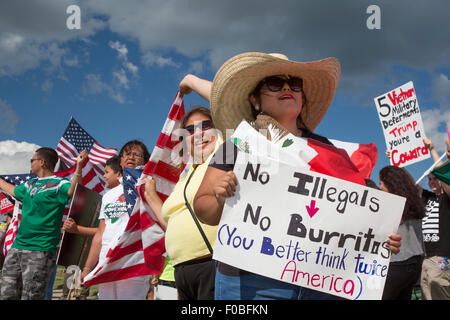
423 195 440 243
98 184 129 262
13 176 71 252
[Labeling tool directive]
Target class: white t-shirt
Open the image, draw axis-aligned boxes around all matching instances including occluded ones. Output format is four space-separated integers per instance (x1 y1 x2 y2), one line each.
98 184 129 262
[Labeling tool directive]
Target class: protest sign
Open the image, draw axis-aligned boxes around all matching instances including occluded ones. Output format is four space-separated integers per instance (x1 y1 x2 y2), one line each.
213 153 405 300
58 184 101 267
374 81 430 167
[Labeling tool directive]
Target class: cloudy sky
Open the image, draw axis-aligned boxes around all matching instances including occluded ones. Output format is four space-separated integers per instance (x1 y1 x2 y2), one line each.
0 0 449 187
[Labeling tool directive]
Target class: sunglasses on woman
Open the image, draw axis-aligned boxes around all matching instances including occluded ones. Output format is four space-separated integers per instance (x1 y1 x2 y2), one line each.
184 120 214 135
260 76 303 92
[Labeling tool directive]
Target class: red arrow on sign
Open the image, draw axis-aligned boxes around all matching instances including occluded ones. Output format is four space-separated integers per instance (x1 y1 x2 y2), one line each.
306 200 319 218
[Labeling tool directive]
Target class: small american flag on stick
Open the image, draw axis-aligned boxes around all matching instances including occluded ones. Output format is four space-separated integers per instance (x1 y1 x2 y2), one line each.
55 117 118 254
56 117 118 194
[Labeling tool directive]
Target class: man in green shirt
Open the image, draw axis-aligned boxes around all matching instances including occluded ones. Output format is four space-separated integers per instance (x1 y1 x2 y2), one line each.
0 147 87 300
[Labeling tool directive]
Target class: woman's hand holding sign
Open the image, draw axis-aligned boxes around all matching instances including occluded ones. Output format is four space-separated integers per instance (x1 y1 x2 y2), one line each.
194 167 238 226
386 233 402 254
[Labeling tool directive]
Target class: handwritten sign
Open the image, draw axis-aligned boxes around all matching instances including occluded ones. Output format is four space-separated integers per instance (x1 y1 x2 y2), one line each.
213 153 405 300
374 81 430 167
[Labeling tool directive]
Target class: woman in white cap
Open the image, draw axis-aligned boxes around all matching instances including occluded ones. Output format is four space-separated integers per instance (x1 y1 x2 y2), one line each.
189 52 402 300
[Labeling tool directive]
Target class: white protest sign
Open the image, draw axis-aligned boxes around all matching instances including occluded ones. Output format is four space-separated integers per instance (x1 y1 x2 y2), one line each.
374 81 430 167
213 153 405 300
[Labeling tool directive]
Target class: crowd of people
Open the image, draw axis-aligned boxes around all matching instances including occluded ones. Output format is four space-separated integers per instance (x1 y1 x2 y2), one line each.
0 51 449 300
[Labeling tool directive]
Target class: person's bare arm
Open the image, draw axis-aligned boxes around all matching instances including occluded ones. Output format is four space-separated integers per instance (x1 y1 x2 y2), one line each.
68 150 88 198
63 218 98 236
193 167 238 226
424 138 443 165
142 178 167 230
80 219 105 282
0 179 16 199
179 74 212 102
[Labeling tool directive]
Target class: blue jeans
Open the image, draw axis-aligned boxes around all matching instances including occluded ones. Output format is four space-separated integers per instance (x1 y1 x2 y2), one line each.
45 266 57 300
215 269 300 300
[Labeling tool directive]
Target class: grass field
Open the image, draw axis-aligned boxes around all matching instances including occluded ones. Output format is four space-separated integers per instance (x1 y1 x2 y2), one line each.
52 265 98 300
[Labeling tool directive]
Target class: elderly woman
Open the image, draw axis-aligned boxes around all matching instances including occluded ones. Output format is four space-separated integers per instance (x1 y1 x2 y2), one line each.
188 52 402 300
81 140 151 300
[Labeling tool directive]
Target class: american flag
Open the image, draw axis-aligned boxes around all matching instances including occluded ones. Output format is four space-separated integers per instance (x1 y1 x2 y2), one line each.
56 117 118 194
0 174 35 256
123 167 143 216
54 117 118 262
84 92 185 286
1 119 117 258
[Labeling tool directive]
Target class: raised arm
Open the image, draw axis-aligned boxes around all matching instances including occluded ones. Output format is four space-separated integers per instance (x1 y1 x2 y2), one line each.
68 150 88 198
0 179 16 199
424 138 443 165
179 74 212 102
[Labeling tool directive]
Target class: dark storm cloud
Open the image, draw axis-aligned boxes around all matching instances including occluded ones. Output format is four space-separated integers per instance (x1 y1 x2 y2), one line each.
1 0 449 102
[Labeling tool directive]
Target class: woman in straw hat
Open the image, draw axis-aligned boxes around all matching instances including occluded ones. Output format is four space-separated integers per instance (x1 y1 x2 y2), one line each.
188 52 402 300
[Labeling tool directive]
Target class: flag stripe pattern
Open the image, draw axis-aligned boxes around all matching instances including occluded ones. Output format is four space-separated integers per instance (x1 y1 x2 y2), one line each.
84 92 185 286
3 203 20 257
56 117 118 192
55 117 118 203
0 174 35 257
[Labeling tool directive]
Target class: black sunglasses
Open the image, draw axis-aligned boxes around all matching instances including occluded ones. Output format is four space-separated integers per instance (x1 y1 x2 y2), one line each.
30 158 41 163
260 76 303 92
184 120 214 135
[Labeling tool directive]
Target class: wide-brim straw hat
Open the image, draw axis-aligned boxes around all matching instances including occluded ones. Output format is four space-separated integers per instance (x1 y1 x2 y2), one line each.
210 52 341 135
